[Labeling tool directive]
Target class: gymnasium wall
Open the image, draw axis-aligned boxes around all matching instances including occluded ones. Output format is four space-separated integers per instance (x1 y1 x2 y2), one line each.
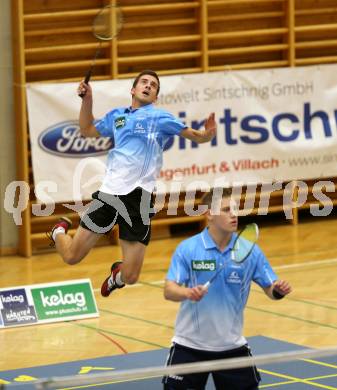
7 0 337 256
0 0 17 253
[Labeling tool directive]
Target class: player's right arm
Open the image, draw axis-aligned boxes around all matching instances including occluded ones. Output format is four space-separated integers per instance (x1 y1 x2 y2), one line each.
164 280 207 302
78 81 100 137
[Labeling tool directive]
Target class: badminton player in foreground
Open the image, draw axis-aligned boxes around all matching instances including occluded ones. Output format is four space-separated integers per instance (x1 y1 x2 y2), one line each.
163 187 291 390
47 69 216 297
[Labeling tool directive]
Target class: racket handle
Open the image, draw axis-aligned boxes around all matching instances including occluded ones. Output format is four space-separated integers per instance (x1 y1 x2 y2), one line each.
78 69 92 98
203 281 210 290
84 69 92 84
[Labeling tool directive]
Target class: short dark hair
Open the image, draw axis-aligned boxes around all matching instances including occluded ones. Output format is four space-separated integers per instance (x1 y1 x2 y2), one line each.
132 69 160 95
201 187 232 209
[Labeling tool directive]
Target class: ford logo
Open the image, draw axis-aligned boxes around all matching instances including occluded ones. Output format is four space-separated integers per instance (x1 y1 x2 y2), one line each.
38 121 113 157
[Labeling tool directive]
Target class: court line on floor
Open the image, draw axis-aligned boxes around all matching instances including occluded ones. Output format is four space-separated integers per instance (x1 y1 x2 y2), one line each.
99 308 174 329
246 306 337 331
301 359 337 369
273 258 337 270
259 369 337 390
95 330 128 354
68 322 166 349
260 373 337 389
59 374 162 390
96 287 336 332
93 257 337 293
251 289 337 311
91 258 337 332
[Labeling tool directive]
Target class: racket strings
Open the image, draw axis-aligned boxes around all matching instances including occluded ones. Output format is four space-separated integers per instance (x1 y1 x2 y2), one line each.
232 224 259 263
93 6 123 40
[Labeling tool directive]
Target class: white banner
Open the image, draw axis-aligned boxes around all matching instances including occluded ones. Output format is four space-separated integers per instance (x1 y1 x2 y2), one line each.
26 64 337 204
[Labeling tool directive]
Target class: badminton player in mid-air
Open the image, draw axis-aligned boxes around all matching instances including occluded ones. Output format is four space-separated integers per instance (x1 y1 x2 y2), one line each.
47 69 217 297
162 187 291 390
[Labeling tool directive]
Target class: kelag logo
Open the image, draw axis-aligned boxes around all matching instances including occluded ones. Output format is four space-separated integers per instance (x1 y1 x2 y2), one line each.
31 283 97 320
0 288 37 326
38 120 113 158
192 260 216 271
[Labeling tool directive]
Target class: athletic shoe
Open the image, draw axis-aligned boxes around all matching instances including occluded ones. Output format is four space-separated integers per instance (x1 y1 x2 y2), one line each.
101 261 125 297
46 216 72 246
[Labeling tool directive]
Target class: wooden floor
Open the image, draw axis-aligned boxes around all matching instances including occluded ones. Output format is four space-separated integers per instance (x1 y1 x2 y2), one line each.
1 216 337 371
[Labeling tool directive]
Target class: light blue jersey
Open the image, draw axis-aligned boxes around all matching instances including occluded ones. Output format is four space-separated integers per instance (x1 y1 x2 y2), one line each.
95 104 186 195
166 228 277 351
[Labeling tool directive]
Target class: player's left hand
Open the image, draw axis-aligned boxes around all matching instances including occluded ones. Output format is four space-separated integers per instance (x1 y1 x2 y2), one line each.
203 112 217 141
273 280 292 297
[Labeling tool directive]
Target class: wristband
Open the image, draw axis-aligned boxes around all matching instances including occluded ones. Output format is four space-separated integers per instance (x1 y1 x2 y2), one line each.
272 289 285 300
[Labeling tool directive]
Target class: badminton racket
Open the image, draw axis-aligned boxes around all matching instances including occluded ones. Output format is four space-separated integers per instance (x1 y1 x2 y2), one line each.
79 4 123 97
203 223 259 290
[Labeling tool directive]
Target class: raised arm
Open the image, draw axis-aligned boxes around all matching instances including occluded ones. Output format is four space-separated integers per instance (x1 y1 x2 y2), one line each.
164 280 207 302
180 112 217 143
77 81 100 138
263 279 292 300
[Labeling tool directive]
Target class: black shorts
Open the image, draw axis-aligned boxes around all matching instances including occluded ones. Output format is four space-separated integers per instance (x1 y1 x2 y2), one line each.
80 188 154 245
162 343 261 390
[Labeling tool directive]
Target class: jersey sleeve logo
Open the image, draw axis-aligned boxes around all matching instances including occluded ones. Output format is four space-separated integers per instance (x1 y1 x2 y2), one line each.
115 116 126 129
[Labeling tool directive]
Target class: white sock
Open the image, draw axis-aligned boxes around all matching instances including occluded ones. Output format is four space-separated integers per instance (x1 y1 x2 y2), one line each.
52 226 65 242
115 271 124 287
